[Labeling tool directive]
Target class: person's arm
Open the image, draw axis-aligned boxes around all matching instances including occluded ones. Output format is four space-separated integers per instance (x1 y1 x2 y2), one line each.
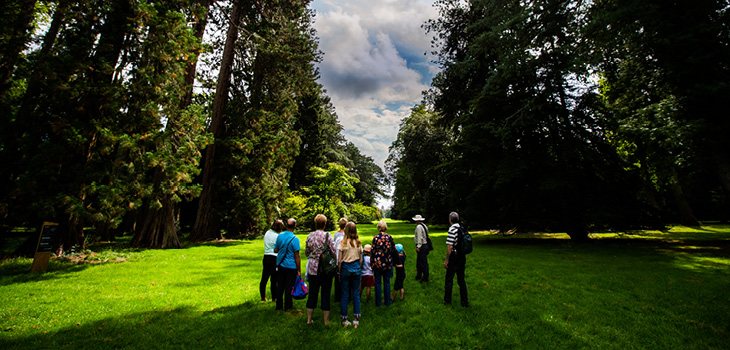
414 227 420 252
444 244 453 269
304 235 313 257
337 246 344 274
295 250 301 276
328 233 336 254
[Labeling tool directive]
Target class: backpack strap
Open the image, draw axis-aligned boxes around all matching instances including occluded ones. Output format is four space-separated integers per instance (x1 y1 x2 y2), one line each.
420 223 430 239
417 223 430 250
453 225 463 254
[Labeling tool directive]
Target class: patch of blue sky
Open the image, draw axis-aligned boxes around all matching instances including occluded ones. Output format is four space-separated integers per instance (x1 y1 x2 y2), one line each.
309 1 336 16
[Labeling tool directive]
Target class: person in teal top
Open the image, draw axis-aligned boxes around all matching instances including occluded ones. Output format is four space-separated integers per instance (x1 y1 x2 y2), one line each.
274 218 302 311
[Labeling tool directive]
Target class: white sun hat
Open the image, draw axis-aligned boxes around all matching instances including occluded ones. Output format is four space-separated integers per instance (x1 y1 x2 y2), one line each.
412 214 426 222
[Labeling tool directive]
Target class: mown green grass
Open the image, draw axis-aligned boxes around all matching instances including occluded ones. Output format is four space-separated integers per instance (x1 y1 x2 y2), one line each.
1 221 729 349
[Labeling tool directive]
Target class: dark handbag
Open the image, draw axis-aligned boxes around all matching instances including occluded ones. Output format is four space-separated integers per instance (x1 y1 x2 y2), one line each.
390 240 399 265
318 233 337 275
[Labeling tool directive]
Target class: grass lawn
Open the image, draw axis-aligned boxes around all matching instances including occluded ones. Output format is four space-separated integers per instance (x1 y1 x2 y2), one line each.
1 221 729 349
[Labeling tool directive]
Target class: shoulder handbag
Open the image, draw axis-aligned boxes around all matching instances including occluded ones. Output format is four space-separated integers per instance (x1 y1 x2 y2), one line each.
318 233 337 275
276 236 295 267
422 223 434 252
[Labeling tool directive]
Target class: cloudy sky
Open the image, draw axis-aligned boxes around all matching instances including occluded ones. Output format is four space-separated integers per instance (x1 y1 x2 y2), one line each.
309 0 440 169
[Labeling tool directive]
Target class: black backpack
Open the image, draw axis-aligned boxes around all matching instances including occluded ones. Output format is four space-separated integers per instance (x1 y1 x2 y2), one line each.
457 225 472 255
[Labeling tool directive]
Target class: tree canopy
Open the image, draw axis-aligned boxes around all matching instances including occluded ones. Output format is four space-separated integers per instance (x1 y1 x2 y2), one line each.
0 0 386 251
388 0 730 238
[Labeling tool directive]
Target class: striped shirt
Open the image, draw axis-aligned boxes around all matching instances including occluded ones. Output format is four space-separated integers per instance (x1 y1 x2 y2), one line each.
446 223 461 247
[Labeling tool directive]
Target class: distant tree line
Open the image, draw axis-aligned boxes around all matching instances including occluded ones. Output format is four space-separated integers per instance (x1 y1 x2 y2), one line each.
0 0 386 252
388 0 730 240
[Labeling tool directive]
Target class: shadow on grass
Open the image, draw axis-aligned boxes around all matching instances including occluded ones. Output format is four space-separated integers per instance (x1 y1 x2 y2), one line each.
0 298 589 350
478 234 730 256
0 301 384 349
188 240 254 248
0 259 92 287
0 303 278 349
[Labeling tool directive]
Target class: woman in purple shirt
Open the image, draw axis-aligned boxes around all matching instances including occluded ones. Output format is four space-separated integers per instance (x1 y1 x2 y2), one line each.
304 214 336 325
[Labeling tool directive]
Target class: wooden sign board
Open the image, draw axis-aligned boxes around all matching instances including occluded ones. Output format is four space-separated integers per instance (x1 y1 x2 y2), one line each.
31 222 59 273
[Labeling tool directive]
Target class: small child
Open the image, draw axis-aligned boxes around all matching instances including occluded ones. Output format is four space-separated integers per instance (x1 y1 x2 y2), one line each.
360 244 375 302
391 244 407 301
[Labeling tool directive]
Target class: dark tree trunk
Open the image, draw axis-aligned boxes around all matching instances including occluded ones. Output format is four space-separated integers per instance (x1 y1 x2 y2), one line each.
54 2 133 253
566 227 590 242
133 0 212 248
1 0 52 201
11 0 69 151
190 0 244 242
133 195 181 249
0 0 38 99
715 151 730 205
17 0 68 111
55 214 85 256
181 0 212 108
117 209 139 236
670 171 700 226
95 220 116 242
86 0 132 117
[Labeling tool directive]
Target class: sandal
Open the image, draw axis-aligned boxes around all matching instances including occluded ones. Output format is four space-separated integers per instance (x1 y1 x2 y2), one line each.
342 320 351 327
353 320 359 328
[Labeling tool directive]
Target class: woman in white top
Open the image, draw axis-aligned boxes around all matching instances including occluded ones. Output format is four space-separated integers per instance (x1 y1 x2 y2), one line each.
260 220 284 302
333 218 347 302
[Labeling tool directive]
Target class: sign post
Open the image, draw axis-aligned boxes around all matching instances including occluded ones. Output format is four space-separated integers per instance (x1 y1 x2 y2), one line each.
31 222 59 273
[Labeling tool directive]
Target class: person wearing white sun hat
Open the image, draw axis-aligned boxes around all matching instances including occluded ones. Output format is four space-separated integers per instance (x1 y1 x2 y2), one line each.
413 214 431 282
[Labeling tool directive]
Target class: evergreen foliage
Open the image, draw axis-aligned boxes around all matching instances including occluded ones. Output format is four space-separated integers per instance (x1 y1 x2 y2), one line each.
0 0 386 247
389 0 730 237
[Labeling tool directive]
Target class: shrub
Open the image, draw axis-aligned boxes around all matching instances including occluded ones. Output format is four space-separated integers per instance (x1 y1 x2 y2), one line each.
347 202 381 224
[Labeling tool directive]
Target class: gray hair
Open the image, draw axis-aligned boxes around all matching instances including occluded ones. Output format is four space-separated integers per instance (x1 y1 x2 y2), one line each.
449 212 460 224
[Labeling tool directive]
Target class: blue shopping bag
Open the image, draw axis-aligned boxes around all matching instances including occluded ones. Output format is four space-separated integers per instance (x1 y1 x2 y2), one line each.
292 275 308 300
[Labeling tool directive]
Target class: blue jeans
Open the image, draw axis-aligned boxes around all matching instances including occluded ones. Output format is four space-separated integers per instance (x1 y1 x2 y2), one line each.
373 268 392 306
340 261 361 318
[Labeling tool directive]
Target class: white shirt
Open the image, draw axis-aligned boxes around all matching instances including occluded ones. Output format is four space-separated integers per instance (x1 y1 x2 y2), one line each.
333 230 345 259
263 229 278 256
414 223 428 249
361 255 373 276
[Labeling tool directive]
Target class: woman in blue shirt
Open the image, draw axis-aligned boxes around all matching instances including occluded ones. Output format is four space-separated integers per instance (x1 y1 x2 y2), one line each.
260 220 284 302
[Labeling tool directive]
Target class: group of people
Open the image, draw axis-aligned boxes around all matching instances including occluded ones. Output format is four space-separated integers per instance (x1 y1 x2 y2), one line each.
259 212 470 328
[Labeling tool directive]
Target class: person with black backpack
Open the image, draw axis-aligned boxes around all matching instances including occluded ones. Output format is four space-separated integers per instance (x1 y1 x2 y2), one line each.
413 214 431 282
443 212 469 307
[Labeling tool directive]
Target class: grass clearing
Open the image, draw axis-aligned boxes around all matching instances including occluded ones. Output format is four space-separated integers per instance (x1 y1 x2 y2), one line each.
1 221 729 349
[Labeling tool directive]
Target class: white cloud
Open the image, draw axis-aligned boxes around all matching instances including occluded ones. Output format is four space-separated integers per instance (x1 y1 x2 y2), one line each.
310 0 439 170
